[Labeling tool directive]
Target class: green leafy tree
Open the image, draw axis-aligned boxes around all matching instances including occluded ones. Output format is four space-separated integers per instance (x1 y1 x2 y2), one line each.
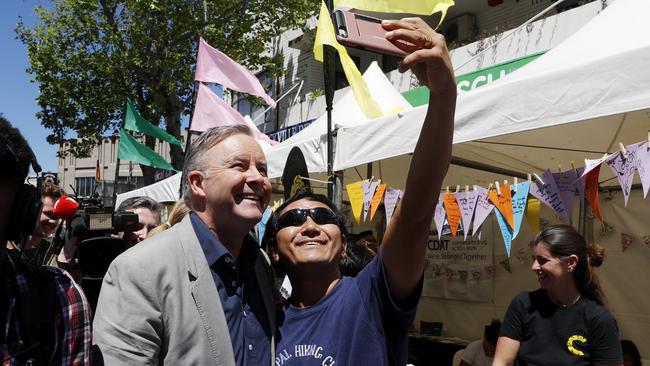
17 0 316 183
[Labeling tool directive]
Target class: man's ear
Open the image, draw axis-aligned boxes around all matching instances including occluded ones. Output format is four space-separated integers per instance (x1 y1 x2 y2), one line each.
268 244 280 264
187 171 206 199
566 254 579 272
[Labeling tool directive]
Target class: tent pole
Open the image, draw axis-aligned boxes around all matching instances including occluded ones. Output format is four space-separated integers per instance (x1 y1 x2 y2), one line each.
324 0 339 208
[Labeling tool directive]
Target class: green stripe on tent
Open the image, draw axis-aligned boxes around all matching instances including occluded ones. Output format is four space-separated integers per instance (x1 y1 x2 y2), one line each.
402 51 546 107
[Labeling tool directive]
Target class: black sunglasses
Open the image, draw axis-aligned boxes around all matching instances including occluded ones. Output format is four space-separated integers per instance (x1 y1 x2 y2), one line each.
275 207 339 231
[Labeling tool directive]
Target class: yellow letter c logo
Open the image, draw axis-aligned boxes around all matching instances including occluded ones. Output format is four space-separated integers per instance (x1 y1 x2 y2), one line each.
567 335 587 356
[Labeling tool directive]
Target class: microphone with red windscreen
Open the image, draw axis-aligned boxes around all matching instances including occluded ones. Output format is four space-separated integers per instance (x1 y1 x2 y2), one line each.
53 195 80 221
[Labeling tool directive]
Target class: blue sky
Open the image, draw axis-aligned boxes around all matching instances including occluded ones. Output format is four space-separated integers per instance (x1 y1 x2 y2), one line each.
1 1 57 172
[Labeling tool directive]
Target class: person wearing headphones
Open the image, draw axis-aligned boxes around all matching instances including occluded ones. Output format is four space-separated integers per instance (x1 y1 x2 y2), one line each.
0 115 92 365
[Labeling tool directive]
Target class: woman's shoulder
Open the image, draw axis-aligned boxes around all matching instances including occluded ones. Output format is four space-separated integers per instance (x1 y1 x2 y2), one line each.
579 297 616 323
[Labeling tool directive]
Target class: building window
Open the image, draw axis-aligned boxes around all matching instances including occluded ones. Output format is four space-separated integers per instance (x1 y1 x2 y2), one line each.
75 177 96 197
234 71 273 126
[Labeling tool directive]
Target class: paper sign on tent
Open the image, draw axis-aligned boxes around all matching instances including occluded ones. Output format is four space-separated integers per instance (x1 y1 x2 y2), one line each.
633 142 650 198
346 181 364 224
362 181 379 222
529 170 570 223
472 186 494 238
606 150 637 207
455 190 478 240
494 207 513 257
384 188 401 225
525 198 541 234
584 165 603 222
488 182 515 230
369 184 386 221
511 181 531 239
443 193 461 237
433 194 446 239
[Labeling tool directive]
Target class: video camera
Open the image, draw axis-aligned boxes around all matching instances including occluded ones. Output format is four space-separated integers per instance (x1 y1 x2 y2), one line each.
61 192 140 240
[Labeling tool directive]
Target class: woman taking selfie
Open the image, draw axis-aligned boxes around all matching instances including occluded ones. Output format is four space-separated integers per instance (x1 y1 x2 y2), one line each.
493 224 623 366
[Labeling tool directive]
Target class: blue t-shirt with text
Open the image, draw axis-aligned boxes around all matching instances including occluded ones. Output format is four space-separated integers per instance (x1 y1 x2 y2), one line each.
275 253 421 366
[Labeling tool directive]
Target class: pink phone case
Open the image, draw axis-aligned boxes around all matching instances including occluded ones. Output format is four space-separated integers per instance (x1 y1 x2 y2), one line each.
333 10 408 58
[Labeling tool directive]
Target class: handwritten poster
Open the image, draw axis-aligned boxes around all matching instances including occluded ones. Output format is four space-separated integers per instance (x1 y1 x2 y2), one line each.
423 223 494 302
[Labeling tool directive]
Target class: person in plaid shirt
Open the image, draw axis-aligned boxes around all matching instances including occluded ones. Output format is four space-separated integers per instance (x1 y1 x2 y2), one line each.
0 116 92 365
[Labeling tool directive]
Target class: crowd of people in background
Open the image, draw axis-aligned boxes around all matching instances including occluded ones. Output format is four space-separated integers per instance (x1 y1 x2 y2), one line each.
0 14 644 366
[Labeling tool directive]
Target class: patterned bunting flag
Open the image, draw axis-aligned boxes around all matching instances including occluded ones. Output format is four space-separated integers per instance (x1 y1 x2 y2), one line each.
443 193 461 237
455 190 478 240
384 188 402 225
529 170 570 223
472 186 494 238
606 150 637 207
488 182 515 230
433 193 446 239
494 207 513 257
621 233 634 252
362 181 378 222
525 198 541 234
633 142 650 198
346 181 364 224
511 181 530 239
584 166 603 222
369 184 386 221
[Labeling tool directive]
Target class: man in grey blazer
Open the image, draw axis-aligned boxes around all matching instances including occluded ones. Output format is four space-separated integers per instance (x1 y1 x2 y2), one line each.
93 125 276 365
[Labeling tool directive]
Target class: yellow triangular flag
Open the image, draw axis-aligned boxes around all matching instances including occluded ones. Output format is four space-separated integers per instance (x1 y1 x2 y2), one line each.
314 1 383 119
346 181 365 224
370 183 387 221
334 0 454 28
525 198 541 234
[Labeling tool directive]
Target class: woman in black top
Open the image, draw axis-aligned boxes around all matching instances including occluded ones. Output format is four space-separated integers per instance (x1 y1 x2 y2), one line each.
493 224 623 366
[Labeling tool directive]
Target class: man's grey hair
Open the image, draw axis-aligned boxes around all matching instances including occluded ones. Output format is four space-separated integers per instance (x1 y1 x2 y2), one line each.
117 196 163 220
182 125 254 207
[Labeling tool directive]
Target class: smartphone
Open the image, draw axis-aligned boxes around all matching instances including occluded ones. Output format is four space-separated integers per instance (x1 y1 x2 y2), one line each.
332 10 408 58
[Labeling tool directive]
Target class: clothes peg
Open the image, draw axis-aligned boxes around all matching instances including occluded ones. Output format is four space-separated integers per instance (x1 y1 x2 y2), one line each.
473 184 478 192
527 173 532 182
534 173 545 185
495 181 501 195
558 164 562 174
455 185 460 193
619 142 628 159
570 161 577 175
446 186 450 194
514 177 518 191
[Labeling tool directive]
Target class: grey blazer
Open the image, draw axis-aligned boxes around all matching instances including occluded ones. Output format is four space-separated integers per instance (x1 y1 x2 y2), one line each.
93 215 276 365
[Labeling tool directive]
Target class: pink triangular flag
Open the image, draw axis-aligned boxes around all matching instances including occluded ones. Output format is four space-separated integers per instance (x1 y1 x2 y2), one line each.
472 186 494 237
362 181 378 222
192 82 247 131
433 193 446 240
384 189 401 226
529 170 570 223
606 151 636 207
633 142 650 198
455 190 478 240
195 37 276 107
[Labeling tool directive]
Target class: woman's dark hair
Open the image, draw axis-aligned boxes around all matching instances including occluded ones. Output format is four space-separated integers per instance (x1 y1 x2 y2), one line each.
532 224 606 305
339 238 375 277
262 190 349 252
621 339 642 366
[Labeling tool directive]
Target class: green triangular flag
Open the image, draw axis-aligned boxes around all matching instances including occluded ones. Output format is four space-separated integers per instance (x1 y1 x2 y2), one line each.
124 100 182 146
118 129 178 171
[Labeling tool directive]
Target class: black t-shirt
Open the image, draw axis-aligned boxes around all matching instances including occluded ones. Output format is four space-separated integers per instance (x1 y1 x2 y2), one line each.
500 289 622 366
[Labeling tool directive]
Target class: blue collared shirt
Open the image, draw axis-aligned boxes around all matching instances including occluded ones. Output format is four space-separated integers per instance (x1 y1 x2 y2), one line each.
190 212 271 366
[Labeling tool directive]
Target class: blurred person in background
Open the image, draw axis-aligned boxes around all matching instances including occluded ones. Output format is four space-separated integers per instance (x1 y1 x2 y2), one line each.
147 199 191 239
115 195 162 246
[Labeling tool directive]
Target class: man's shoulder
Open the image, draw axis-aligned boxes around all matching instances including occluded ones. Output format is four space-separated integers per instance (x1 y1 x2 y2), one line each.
114 223 192 269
